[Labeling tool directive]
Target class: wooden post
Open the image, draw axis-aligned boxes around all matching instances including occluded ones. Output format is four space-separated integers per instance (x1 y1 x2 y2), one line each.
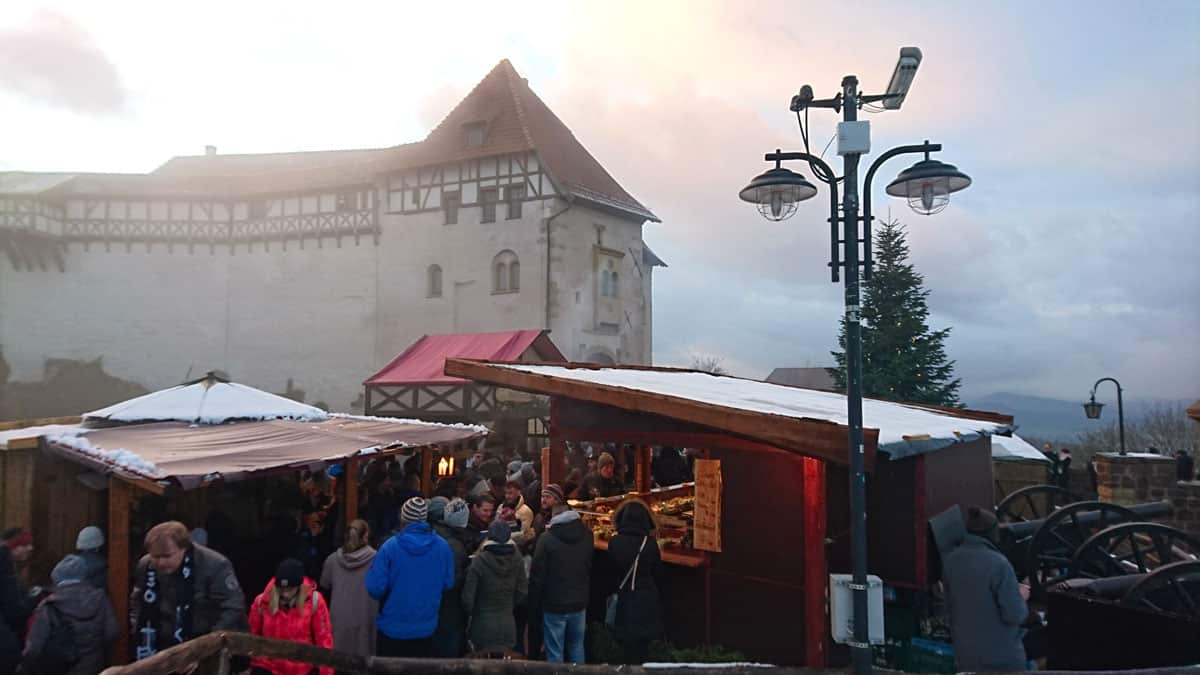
3 444 37 531
343 458 359 529
421 447 434 498
547 397 567 486
635 445 652 493
109 477 135 666
801 457 828 669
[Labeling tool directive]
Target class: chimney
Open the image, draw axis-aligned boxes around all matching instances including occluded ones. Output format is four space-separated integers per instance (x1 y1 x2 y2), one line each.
204 145 217 156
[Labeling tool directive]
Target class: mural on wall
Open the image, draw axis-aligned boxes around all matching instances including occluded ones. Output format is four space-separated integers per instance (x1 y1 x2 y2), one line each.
0 349 149 421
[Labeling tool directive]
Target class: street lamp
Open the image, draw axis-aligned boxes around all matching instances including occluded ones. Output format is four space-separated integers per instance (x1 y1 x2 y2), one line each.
1084 377 1126 455
738 49 972 675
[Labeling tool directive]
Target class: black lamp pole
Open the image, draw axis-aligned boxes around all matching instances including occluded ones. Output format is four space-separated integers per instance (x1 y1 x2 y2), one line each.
1086 377 1127 455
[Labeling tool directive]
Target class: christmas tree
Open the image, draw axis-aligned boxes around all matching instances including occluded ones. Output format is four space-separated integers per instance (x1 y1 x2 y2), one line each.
829 217 962 406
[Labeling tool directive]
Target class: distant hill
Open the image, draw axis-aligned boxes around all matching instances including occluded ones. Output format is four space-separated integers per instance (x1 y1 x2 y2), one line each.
969 392 1194 442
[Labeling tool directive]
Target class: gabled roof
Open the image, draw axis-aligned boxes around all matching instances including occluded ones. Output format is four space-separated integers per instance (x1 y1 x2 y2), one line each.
444 360 1013 467
366 329 565 386
765 367 836 391
3 60 659 224
84 372 326 424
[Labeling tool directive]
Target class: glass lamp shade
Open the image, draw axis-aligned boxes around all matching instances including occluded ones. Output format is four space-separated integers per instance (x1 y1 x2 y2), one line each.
1083 399 1104 420
886 158 971 216
739 167 818 222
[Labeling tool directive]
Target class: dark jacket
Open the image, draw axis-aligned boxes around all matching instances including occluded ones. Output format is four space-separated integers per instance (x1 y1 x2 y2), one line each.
607 500 664 642
943 534 1028 672
365 522 455 639
651 448 692 487
0 548 31 674
431 523 470 657
462 541 527 651
24 582 118 675
130 544 248 650
580 472 624 500
529 510 593 614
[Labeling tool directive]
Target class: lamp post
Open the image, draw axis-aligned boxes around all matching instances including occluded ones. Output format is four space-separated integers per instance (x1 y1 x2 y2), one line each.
739 50 972 675
1084 377 1127 455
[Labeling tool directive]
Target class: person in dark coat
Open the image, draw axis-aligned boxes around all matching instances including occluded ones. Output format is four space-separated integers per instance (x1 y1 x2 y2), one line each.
529 503 593 663
0 545 31 675
580 452 623 500
606 499 663 664
462 521 527 653
23 555 118 675
431 498 471 657
942 506 1029 672
651 447 692 487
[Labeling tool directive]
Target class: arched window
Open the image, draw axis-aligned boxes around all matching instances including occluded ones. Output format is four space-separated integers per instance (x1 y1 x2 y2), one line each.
493 250 519 294
427 264 442 298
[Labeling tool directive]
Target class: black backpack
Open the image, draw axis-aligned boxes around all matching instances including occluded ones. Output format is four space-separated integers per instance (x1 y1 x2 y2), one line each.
21 601 81 675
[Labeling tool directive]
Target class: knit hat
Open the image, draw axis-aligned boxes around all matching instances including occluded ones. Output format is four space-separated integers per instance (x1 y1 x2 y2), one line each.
598 451 615 468
76 525 105 551
507 460 523 475
444 498 470 529
506 474 524 489
487 520 511 544
4 529 31 549
401 496 428 524
469 479 493 498
428 496 449 524
275 558 304 589
190 528 209 547
965 506 998 535
542 483 565 504
51 554 86 585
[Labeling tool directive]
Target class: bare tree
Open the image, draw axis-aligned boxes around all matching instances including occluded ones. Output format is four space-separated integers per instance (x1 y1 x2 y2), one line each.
1073 402 1198 466
689 354 727 375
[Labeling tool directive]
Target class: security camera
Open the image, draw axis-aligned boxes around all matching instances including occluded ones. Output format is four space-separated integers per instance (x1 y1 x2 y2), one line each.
882 47 922 110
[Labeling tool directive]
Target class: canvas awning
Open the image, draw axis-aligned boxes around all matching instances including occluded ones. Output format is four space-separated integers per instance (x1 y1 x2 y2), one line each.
444 360 1012 466
44 415 486 489
85 372 325 424
365 329 564 385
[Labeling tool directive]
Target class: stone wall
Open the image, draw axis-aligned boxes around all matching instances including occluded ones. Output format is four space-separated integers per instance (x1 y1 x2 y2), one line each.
1094 452 1199 535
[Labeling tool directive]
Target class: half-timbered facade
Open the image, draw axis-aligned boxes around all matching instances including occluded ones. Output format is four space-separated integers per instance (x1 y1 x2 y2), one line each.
0 60 664 418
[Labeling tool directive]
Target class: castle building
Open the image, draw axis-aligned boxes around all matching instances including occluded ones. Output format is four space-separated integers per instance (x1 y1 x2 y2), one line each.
0 60 664 415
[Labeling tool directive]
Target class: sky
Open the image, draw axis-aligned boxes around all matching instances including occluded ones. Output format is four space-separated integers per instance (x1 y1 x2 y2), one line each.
2 0 1198 404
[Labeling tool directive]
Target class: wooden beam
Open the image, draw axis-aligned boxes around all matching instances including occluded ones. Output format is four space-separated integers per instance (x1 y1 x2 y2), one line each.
2 447 35 531
344 457 360 529
444 359 877 468
802 457 827 669
421 448 434 498
109 477 134 665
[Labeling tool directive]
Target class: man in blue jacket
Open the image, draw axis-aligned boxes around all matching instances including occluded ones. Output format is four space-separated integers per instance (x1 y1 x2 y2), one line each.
366 496 454 657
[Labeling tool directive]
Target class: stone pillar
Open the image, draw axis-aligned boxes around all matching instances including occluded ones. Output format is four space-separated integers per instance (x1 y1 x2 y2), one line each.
1094 452 1175 506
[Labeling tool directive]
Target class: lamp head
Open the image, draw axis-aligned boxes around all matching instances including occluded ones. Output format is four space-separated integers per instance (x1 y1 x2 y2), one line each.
886 146 971 215
739 165 818 222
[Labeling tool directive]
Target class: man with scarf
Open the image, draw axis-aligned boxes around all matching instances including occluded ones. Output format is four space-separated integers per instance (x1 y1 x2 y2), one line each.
130 521 248 661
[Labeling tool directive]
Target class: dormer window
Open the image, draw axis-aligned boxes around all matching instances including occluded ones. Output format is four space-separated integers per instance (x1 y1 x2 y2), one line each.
465 122 488 148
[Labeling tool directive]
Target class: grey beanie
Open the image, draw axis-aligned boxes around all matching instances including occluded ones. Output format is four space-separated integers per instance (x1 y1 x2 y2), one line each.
428 496 449 524
76 526 105 551
52 554 87 585
507 460 523 475
469 479 492 498
444 498 469 529
487 520 511 544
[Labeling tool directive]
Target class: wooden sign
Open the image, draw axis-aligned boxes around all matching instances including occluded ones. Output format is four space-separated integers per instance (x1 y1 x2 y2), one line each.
693 458 723 552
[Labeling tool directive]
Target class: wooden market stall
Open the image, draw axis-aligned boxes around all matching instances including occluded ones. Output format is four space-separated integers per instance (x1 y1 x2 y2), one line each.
444 359 1013 668
1 374 486 665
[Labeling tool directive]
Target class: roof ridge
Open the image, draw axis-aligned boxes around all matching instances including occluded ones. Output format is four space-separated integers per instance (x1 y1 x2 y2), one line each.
423 59 513 142
502 61 536 149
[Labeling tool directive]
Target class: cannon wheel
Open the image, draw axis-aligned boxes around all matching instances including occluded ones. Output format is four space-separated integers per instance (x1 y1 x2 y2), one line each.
997 485 1079 524
1071 522 1200 581
1120 560 1200 619
1025 501 1136 600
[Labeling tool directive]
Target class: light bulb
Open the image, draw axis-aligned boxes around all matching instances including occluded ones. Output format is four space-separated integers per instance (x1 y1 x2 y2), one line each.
920 183 935 211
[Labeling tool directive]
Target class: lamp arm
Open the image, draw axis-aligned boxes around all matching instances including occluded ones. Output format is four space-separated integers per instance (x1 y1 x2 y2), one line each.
1090 377 1123 398
862 142 942 279
765 151 841 281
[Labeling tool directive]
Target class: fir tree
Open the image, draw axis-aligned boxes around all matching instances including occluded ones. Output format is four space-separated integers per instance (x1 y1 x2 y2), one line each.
829 217 962 406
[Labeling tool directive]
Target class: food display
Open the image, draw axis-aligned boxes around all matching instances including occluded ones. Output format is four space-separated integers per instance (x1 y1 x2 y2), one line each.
575 483 703 563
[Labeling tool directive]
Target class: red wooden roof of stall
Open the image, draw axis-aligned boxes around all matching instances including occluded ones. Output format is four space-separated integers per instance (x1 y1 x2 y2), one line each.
365 330 565 386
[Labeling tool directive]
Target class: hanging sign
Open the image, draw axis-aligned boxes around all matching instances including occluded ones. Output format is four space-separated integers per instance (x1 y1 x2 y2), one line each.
693 458 723 552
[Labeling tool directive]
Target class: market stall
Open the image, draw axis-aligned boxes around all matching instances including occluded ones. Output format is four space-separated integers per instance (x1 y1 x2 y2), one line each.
444 359 1012 668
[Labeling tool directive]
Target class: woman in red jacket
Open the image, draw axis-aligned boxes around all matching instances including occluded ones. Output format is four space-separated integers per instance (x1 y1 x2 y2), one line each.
249 558 333 675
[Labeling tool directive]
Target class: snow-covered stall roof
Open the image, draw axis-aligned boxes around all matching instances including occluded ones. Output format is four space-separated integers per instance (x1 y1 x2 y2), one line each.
0 423 84 449
45 416 486 489
991 434 1051 463
84 372 326 424
444 360 1012 465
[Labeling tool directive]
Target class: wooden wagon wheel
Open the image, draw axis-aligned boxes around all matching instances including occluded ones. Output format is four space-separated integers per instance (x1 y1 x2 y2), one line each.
1025 501 1136 600
1070 522 1200 581
1119 560 1200 619
996 484 1079 524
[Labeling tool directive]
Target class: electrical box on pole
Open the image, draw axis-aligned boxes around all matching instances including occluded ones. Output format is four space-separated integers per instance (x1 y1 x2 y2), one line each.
837 121 871 156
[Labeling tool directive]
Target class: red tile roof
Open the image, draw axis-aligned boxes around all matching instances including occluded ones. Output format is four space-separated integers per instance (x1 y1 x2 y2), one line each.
8 60 657 222
365 329 566 385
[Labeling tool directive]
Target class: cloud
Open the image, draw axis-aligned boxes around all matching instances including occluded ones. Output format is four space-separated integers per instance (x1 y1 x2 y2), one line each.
0 10 127 115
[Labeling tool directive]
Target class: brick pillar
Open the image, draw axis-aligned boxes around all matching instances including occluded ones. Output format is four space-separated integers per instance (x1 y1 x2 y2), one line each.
1094 452 1176 506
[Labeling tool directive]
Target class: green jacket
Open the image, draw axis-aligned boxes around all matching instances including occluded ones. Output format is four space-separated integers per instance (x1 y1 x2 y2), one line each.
461 541 527 651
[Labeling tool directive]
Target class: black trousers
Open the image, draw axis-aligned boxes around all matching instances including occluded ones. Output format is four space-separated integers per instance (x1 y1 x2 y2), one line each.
377 631 433 658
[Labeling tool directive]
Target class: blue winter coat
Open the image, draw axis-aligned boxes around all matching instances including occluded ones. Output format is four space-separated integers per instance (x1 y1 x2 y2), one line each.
365 522 454 639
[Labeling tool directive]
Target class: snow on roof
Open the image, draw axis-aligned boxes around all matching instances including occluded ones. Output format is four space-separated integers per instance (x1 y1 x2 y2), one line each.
48 431 164 479
492 364 1009 456
84 373 327 424
991 434 1051 463
0 424 84 449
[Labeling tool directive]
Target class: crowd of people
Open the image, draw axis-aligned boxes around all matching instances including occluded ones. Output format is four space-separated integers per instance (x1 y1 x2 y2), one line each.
0 446 677 674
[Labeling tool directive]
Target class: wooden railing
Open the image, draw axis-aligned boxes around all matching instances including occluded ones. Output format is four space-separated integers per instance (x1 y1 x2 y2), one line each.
99 632 813 675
